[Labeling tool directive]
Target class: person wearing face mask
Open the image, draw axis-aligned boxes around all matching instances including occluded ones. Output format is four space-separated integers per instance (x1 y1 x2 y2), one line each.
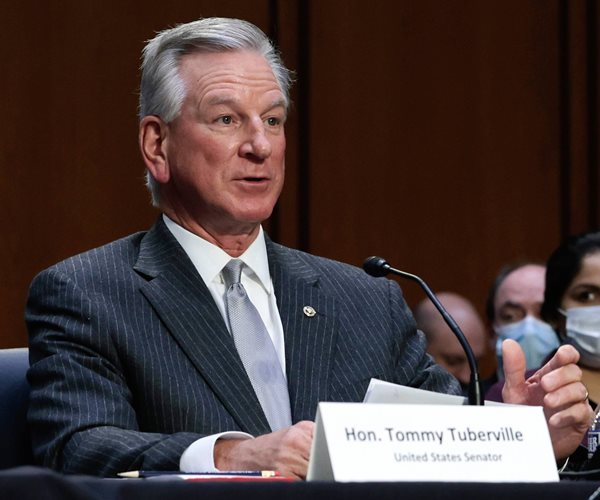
541 231 600 403
485 262 561 379
528 231 600 474
482 236 600 473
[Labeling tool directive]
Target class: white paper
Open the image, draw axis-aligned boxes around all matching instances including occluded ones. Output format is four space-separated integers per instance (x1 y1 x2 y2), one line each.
363 378 506 406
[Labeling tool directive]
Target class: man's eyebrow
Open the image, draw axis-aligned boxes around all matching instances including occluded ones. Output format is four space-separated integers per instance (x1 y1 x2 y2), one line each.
498 301 525 311
202 96 288 120
268 97 287 109
204 95 287 109
205 95 238 106
266 98 288 117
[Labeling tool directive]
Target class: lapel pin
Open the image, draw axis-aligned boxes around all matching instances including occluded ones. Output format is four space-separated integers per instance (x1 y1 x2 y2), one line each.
303 306 316 317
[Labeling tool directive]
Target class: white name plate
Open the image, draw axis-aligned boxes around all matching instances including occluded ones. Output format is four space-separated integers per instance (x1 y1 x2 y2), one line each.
307 402 558 482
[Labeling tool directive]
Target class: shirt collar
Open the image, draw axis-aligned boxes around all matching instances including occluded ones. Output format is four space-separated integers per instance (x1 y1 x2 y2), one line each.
162 214 272 294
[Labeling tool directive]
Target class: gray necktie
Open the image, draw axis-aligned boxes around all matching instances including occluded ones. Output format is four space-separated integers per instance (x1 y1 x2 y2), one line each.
222 259 292 431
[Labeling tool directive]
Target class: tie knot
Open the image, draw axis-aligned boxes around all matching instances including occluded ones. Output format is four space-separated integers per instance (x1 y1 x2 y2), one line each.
222 259 244 288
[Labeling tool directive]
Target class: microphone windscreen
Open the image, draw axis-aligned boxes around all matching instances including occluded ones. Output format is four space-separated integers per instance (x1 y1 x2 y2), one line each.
363 256 389 277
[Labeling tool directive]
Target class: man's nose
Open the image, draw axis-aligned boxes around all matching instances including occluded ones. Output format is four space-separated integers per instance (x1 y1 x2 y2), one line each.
240 119 272 160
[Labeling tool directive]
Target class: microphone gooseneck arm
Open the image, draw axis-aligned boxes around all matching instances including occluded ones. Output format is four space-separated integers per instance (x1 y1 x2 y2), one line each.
363 256 484 406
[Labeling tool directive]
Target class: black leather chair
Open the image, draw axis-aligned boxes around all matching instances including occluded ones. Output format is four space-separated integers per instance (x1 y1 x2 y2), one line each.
0 348 33 468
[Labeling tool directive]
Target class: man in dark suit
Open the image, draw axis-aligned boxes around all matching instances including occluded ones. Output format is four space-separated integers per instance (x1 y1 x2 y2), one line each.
26 17 592 478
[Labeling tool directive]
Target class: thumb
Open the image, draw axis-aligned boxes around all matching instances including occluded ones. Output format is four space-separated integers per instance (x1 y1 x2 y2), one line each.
502 339 527 391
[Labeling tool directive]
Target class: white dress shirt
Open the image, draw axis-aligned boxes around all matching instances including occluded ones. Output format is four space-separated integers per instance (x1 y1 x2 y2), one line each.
162 215 286 471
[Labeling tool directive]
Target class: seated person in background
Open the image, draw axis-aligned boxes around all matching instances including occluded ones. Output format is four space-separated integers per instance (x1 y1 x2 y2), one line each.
487 232 600 471
414 292 494 395
25 17 592 478
541 232 600 404
485 262 560 378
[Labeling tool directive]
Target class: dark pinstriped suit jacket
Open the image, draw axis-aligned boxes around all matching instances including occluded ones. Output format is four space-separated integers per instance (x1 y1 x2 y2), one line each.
26 218 459 476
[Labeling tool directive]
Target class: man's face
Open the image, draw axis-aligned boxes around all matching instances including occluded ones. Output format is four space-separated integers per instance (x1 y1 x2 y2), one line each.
427 315 487 387
159 49 286 235
493 265 546 327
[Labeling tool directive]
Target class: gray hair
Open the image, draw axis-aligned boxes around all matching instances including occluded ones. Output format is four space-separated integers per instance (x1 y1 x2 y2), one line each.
139 17 293 205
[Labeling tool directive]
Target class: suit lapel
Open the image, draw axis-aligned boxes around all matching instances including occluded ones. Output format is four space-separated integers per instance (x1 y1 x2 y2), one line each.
133 219 271 435
267 240 339 422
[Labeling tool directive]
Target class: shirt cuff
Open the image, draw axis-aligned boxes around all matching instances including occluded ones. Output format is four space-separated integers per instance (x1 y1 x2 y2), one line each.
179 432 254 472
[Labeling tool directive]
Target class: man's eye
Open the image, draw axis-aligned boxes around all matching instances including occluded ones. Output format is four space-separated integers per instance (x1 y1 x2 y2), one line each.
500 312 519 323
266 117 280 126
219 116 232 124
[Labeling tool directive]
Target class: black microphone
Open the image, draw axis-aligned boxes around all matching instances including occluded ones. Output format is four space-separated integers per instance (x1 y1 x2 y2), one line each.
363 256 484 406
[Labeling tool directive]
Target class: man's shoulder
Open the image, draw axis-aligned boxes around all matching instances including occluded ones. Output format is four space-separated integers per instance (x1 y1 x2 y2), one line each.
37 230 148 280
267 241 385 286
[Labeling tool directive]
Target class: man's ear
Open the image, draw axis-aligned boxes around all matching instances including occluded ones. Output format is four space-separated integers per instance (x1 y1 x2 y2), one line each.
139 115 170 184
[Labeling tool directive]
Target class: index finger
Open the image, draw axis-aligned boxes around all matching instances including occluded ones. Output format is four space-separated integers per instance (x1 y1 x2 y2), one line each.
526 344 579 384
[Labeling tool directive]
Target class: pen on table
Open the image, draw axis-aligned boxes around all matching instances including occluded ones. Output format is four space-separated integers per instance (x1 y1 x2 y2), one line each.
117 470 280 478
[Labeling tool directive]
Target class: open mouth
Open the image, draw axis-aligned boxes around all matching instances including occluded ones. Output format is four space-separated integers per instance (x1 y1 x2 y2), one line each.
242 176 268 182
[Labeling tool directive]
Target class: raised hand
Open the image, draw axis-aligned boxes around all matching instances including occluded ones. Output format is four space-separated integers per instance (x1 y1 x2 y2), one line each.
502 339 593 459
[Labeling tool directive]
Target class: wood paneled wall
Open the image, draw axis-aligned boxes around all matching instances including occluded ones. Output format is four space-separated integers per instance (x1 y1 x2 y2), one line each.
2 0 598 381
1 1 273 348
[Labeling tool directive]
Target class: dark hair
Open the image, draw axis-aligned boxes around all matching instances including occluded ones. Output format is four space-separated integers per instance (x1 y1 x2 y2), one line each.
485 261 544 323
541 231 600 325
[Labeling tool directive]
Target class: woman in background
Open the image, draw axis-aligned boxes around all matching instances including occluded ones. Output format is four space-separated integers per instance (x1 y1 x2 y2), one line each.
538 231 600 473
484 231 600 472
541 231 600 404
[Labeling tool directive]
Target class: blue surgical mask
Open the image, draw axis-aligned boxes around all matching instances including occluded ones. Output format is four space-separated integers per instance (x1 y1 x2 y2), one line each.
561 306 600 369
494 316 560 378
